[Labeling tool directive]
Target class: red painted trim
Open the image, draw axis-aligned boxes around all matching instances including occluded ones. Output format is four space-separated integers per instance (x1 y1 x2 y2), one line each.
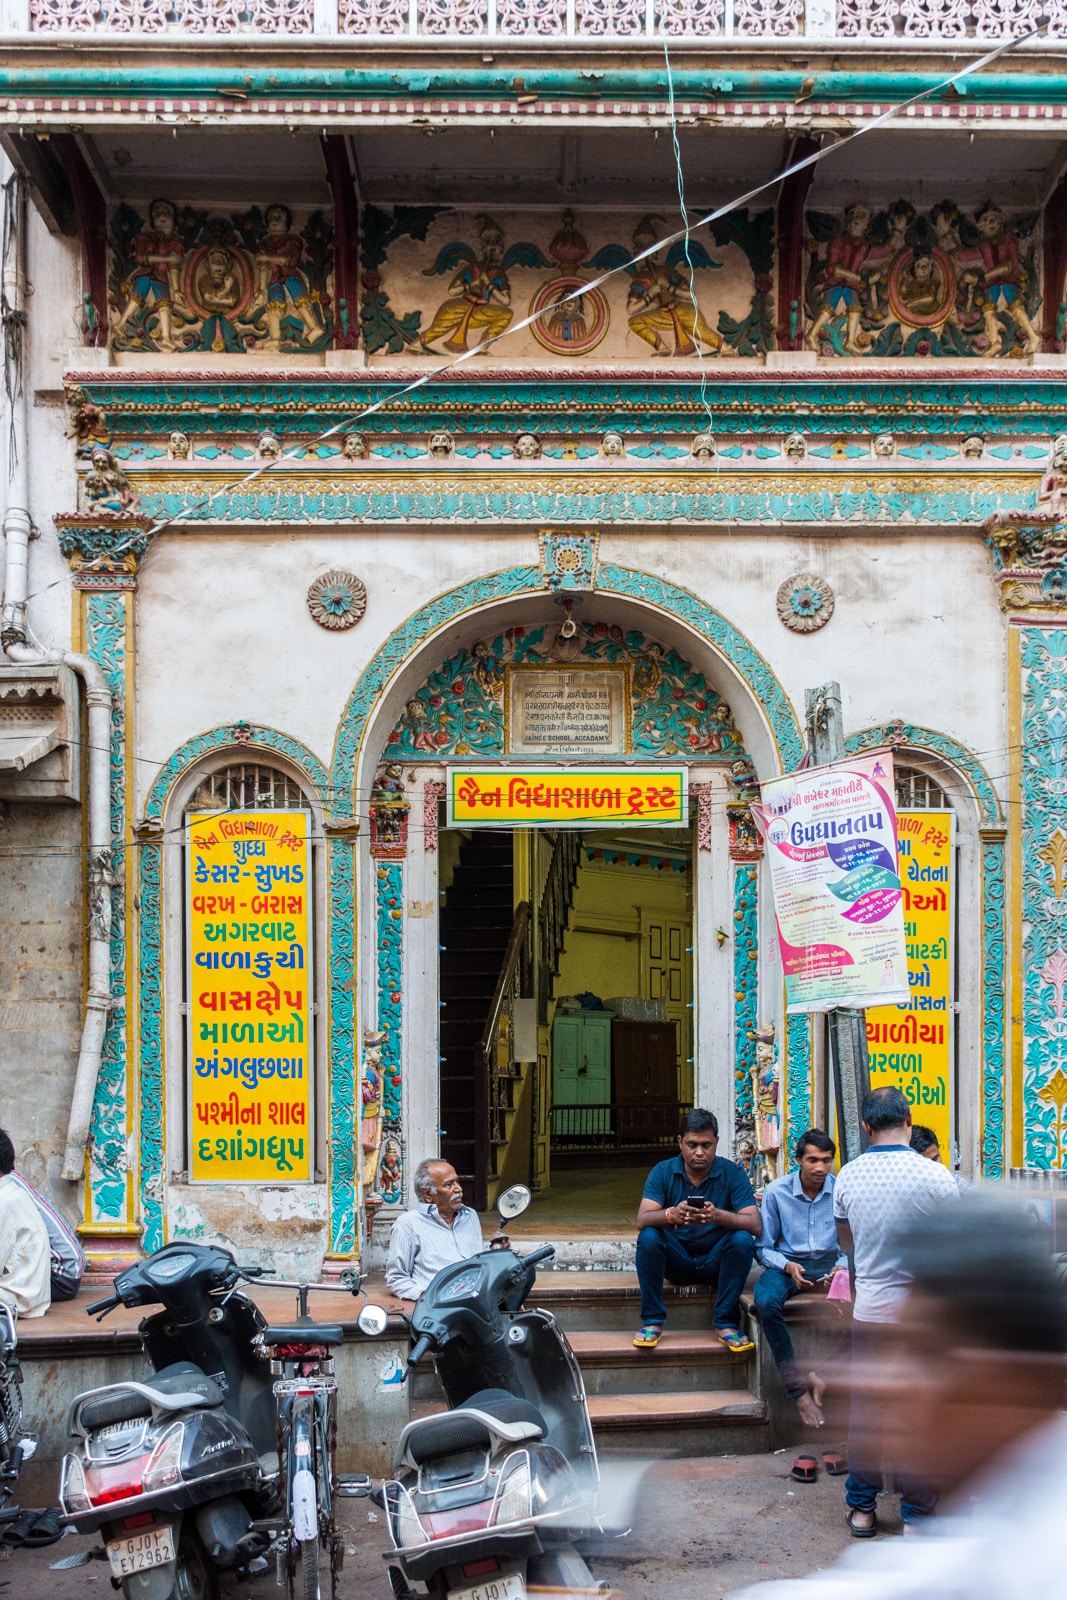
320 133 360 350
50 134 108 349
776 137 818 352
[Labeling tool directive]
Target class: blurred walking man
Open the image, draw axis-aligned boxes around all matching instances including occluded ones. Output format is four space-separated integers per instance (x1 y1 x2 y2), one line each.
730 1194 1067 1597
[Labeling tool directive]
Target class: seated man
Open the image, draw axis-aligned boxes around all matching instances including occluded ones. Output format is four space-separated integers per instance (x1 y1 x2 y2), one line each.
754 1128 844 1427
385 1158 484 1305
0 1128 50 1318
634 1108 759 1353
910 1124 971 1190
9 1169 84 1302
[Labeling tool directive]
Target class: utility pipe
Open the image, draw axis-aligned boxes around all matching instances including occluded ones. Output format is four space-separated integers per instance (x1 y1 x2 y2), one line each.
1 166 115 1182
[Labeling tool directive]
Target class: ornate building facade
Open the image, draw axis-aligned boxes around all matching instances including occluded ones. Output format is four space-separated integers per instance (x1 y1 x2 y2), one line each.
2 6 1067 1271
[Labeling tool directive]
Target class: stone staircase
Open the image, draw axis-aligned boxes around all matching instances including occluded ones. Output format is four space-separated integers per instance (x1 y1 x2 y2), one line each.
412 1269 769 1457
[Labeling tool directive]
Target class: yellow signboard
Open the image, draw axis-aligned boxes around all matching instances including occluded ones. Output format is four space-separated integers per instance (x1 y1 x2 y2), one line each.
186 810 312 1183
447 767 688 829
866 810 954 1154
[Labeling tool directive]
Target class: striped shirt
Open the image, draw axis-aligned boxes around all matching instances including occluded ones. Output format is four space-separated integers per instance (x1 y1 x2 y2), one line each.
11 1172 85 1298
0 1172 51 1318
385 1202 485 1301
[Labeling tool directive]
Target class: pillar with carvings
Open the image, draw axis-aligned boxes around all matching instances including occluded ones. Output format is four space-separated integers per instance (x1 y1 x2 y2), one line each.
55 511 152 1275
986 504 1067 1173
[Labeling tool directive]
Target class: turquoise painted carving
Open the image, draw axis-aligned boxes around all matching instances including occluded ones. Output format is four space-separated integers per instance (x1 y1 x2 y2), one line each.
844 723 1001 827
539 530 599 592
110 201 334 355
133 477 1032 530
376 863 404 1202
84 593 129 1223
981 834 1006 1178
328 837 357 1254
785 1014 813 1166
1018 629 1067 1168
386 621 748 765
360 203 447 355
138 725 330 1252
733 866 759 1125
330 565 803 802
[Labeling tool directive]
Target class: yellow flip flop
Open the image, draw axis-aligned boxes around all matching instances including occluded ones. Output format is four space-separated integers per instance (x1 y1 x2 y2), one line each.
632 1326 662 1349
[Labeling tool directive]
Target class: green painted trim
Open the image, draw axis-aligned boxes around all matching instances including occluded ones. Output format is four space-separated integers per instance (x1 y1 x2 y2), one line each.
5 64 1067 105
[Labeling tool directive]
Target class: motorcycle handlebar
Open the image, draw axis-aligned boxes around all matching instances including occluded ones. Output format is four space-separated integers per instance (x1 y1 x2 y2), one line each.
521 1246 556 1269
407 1334 433 1368
86 1294 121 1318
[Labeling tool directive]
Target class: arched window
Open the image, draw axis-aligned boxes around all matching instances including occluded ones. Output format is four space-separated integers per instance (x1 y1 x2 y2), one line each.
187 761 308 813
895 763 951 812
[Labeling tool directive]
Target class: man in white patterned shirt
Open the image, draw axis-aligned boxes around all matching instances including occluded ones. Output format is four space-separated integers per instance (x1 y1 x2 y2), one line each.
0 1128 51 1318
385 1159 484 1304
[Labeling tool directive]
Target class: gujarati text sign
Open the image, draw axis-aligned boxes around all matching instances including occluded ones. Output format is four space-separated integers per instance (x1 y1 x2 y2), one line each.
755 752 909 1014
866 811 954 1150
187 810 312 1183
447 767 687 829
507 668 627 756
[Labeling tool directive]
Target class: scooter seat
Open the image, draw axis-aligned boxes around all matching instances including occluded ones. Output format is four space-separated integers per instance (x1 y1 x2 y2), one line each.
398 1389 547 1469
262 1322 345 1348
75 1364 225 1432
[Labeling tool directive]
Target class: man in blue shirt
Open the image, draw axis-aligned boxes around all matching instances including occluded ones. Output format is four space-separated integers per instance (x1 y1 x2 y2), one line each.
754 1127 844 1427
635 1108 759 1352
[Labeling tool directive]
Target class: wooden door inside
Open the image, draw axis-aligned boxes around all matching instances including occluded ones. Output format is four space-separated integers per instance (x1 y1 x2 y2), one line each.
639 911 692 1098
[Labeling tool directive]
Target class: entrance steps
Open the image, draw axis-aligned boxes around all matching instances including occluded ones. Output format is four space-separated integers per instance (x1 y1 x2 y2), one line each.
412 1269 768 1458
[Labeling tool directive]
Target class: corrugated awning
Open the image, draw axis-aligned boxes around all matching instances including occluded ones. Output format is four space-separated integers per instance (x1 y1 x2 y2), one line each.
0 723 61 772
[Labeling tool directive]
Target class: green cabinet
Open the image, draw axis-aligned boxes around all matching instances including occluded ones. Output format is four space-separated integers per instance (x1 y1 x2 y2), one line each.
552 1012 612 1137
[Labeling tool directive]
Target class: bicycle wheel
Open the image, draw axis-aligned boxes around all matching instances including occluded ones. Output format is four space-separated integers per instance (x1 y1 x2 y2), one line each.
299 1535 319 1600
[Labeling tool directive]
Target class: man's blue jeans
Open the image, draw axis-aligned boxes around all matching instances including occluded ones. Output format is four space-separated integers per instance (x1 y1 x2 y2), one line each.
845 1319 939 1525
636 1225 756 1328
752 1250 839 1397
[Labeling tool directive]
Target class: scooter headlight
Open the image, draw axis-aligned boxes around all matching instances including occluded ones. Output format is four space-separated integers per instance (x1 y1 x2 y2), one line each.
143 1424 186 1493
492 1453 532 1527
59 1453 92 1515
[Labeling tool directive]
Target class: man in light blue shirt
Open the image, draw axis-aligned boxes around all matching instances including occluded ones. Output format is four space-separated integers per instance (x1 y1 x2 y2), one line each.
385 1159 485 1304
755 1128 844 1427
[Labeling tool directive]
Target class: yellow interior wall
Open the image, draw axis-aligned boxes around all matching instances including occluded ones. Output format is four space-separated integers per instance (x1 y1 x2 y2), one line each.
553 854 690 1010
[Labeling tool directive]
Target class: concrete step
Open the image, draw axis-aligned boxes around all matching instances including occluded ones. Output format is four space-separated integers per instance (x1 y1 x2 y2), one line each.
566 1329 750 1395
586 1389 768 1457
528 1271 721 1332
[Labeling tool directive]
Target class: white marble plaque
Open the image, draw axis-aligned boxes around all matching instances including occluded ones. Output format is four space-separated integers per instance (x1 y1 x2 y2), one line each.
507 668 627 756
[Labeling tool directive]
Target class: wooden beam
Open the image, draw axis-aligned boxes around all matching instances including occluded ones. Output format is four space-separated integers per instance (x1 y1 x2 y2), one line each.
321 133 359 351
776 137 819 351
50 135 108 348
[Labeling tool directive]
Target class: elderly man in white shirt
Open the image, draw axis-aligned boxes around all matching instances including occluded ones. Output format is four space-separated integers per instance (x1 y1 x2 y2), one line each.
385 1158 484 1304
0 1128 51 1318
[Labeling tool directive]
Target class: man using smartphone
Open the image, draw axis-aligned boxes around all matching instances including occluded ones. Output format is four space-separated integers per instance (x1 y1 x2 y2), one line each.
634 1108 760 1352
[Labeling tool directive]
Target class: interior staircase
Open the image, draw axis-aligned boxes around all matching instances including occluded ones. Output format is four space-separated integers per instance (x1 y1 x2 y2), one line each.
438 830 515 1207
411 1271 768 1457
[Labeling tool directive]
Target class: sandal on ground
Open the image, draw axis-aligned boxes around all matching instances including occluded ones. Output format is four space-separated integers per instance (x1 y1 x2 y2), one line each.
822 1452 847 1475
716 1328 755 1353
790 1455 818 1483
845 1508 877 1539
632 1325 662 1349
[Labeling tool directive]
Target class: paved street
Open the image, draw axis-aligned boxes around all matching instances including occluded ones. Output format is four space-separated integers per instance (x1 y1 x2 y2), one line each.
0 1451 856 1600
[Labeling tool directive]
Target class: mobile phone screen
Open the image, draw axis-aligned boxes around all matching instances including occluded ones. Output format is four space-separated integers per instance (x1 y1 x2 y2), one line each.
686 1197 706 1208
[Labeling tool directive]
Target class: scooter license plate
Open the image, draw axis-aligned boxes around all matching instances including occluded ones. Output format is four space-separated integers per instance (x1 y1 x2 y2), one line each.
448 1575 526 1600
106 1525 176 1578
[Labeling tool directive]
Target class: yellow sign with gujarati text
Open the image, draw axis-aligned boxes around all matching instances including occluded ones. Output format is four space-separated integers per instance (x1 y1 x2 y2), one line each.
187 810 313 1183
866 810 954 1156
447 766 688 829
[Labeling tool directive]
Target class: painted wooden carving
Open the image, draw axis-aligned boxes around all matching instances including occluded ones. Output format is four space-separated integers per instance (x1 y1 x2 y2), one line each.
805 199 1040 358
419 215 553 352
109 200 334 353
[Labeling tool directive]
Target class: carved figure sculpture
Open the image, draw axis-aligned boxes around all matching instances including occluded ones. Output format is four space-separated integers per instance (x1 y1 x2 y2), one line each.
692 432 717 460
257 429 281 460
961 434 985 460
110 199 191 352
428 430 454 459
784 432 807 462
169 430 190 459
1039 434 1067 517
601 432 625 458
752 1022 781 1186
514 433 542 460
65 384 111 455
378 1136 403 1204
85 447 138 514
805 203 873 355
970 203 1040 357
248 204 326 350
873 432 895 458
419 216 551 354
342 432 367 460
360 1029 385 1194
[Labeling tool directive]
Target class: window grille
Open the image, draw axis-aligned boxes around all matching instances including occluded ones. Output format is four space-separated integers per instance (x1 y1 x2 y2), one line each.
894 764 950 811
186 762 307 813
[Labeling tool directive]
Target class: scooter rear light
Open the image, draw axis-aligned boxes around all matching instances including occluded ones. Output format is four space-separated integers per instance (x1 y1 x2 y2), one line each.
462 1559 501 1579
142 1424 186 1494
120 1513 156 1531
59 1454 92 1515
422 1503 495 1538
491 1455 532 1528
81 1459 153 1507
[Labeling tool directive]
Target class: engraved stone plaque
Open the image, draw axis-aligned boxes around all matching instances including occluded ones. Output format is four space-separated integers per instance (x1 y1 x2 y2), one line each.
507 667 628 756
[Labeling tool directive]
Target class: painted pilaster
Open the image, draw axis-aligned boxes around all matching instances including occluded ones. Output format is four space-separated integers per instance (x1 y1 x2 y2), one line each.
325 815 359 1258
980 827 1008 1177
57 512 151 1269
729 800 762 1164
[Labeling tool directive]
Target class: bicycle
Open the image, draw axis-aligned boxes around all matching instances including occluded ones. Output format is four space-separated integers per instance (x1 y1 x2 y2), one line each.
251 1273 388 1600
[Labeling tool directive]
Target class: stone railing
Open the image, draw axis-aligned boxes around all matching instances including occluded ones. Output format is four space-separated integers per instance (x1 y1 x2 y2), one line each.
15 0 1067 39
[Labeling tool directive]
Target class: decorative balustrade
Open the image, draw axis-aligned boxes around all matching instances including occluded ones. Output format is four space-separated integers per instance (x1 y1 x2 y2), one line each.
19 0 1067 39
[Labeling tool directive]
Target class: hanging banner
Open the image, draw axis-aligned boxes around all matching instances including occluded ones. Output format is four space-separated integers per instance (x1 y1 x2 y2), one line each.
755 751 909 1014
186 810 313 1183
447 766 687 828
866 810 954 1150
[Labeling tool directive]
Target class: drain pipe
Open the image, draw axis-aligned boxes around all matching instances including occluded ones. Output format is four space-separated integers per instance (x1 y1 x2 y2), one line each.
1 165 116 1181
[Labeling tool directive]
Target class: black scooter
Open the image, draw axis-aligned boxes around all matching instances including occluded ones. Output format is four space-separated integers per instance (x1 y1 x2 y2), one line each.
378 1186 607 1600
57 1241 377 1600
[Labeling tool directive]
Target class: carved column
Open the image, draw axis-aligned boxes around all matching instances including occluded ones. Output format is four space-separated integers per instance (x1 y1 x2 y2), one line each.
56 512 151 1273
728 806 762 1167
986 508 1067 1171
323 813 360 1263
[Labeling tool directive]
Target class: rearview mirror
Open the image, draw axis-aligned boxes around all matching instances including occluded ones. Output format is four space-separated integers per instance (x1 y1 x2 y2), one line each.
497 1184 532 1222
356 1303 389 1337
